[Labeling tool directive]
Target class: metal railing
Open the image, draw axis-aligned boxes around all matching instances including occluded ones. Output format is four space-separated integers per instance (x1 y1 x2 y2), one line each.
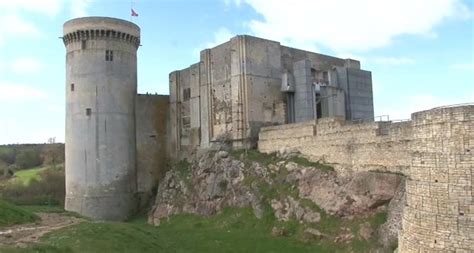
351 115 389 124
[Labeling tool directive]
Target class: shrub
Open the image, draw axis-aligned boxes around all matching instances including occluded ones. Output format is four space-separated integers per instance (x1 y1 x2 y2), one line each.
0 199 39 228
0 167 65 206
0 147 16 165
41 144 65 166
15 148 42 169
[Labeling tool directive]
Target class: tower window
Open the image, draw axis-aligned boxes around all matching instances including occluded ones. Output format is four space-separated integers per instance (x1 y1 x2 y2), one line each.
183 88 191 101
81 40 86 50
86 108 92 116
70 83 75 91
322 71 328 83
105 50 113 61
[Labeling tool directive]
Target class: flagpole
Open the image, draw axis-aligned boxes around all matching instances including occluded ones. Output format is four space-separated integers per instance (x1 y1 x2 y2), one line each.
130 0 132 21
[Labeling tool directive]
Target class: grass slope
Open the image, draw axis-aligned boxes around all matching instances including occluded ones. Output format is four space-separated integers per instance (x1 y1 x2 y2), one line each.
0 200 38 228
10 167 46 185
0 151 388 252
1 207 387 253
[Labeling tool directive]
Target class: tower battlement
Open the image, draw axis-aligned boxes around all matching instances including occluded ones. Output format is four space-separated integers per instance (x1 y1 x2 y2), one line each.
63 17 140 48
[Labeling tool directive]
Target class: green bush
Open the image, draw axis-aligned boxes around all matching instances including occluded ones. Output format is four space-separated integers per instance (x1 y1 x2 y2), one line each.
0 199 39 228
0 144 65 170
0 167 65 206
41 144 65 166
0 147 16 165
15 148 42 170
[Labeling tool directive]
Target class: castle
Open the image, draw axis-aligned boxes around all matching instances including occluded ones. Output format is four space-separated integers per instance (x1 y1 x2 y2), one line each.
63 17 473 252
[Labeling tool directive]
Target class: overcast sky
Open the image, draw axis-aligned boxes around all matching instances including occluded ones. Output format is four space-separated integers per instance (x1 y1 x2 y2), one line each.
0 0 473 144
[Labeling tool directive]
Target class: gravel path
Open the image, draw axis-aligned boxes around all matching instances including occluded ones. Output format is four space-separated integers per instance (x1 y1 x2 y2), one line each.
0 212 83 247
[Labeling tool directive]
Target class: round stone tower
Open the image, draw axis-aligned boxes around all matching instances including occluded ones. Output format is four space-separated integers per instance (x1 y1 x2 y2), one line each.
63 17 140 220
399 105 473 252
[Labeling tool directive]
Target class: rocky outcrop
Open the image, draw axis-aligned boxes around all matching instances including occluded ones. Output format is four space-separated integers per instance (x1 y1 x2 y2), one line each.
298 170 402 217
149 151 263 225
378 178 405 248
149 150 405 247
270 196 321 223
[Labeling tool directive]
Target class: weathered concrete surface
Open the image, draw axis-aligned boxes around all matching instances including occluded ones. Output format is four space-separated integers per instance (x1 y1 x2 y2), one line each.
259 105 474 252
136 94 169 208
170 35 374 157
64 17 140 221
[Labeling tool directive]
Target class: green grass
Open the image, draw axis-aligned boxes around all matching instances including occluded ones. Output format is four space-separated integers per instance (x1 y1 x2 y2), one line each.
10 167 46 185
231 149 280 167
21 205 67 214
0 199 39 228
231 149 334 172
0 151 385 252
287 157 334 172
0 207 388 253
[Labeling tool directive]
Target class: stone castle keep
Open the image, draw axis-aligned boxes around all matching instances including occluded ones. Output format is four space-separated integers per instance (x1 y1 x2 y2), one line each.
63 17 473 252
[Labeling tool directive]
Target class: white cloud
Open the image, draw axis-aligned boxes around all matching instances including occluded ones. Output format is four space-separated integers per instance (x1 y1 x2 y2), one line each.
0 119 64 144
0 14 41 45
224 0 243 6
0 0 62 16
450 62 474 70
372 57 415 66
238 0 471 52
0 82 48 101
206 27 235 48
10 58 44 74
70 0 93 18
0 1 94 46
194 27 235 57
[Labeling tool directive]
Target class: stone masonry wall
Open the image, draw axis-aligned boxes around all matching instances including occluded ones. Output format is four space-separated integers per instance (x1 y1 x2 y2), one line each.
259 117 411 174
258 105 473 252
399 106 473 252
136 94 170 207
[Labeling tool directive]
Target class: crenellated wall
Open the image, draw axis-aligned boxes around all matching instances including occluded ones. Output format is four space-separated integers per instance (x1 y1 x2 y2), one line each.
258 105 473 252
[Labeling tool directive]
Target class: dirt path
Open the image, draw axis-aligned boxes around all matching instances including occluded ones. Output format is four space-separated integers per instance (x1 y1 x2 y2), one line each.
0 213 83 247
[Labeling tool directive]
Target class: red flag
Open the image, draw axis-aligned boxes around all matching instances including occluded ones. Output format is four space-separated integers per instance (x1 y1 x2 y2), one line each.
131 8 138 17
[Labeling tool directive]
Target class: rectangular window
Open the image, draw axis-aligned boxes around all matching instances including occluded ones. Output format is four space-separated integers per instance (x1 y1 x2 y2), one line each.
81 40 86 50
86 108 92 116
183 88 191 101
70 83 75 91
322 71 329 83
105 50 113 61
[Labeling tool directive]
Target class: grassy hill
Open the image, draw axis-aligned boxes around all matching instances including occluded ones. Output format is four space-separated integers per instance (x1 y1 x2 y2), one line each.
8 167 47 185
0 207 388 253
0 200 38 228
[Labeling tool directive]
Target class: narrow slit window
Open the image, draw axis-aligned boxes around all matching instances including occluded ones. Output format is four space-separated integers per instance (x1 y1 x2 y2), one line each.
86 108 92 116
183 88 191 101
105 50 113 61
70 83 75 91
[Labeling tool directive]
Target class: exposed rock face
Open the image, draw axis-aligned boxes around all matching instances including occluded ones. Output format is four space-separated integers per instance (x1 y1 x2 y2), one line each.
270 197 321 223
359 222 374 241
149 150 405 246
298 170 402 217
149 152 262 225
378 179 405 248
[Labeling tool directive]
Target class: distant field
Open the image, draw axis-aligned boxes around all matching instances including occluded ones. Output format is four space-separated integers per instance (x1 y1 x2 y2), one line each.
9 167 46 185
